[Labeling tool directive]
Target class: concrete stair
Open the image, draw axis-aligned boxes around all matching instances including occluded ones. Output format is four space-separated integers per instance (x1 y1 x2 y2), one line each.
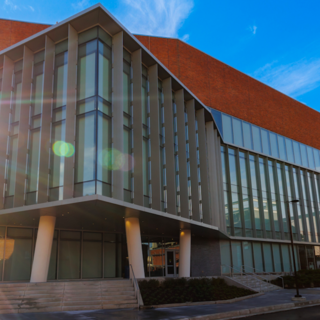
231 275 282 293
0 279 138 314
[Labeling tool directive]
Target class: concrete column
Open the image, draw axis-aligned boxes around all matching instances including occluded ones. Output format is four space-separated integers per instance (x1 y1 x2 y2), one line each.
179 229 191 277
163 78 177 215
125 217 145 279
14 46 33 207
63 24 78 200
186 100 200 221
196 109 211 225
0 55 14 209
149 64 161 211
30 215 56 282
112 31 124 201
38 36 55 203
132 49 143 206
175 89 189 218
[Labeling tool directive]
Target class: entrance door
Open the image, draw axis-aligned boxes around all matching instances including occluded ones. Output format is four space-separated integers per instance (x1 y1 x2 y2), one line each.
165 250 179 277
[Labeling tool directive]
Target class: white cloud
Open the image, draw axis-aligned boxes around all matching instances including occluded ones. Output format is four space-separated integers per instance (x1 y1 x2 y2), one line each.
253 58 320 98
29 5 34 11
248 25 257 35
4 0 19 10
119 0 194 37
181 34 189 41
72 0 90 10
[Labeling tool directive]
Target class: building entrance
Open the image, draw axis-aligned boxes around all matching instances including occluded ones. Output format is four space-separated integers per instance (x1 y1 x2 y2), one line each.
165 249 179 277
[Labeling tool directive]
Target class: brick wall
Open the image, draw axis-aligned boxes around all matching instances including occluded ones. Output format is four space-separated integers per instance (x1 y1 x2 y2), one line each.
135 35 320 151
0 19 50 51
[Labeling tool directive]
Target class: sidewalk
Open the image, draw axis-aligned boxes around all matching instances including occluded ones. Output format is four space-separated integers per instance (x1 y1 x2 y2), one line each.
1 288 320 319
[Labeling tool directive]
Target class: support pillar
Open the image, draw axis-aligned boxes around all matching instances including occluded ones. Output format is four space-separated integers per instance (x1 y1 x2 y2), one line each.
125 217 145 279
179 229 191 277
30 215 56 282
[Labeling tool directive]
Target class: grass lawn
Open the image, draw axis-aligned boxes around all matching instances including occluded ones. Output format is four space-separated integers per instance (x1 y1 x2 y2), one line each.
139 277 254 306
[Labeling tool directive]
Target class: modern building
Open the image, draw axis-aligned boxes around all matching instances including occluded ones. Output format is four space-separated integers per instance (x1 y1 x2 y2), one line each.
0 3 319 284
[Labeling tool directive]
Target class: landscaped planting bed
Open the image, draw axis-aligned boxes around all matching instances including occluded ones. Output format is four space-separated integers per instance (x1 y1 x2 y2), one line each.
139 278 254 306
271 269 320 288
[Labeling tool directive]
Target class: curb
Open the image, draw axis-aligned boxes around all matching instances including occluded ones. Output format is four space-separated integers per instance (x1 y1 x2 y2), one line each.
180 298 320 320
141 293 264 309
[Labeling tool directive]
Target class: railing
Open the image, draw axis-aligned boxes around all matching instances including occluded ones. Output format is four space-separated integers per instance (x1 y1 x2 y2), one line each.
242 265 284 289
129 264 143 308
221 264 263 292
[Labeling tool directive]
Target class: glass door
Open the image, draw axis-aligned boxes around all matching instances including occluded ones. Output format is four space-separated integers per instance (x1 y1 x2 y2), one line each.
165 250 178 277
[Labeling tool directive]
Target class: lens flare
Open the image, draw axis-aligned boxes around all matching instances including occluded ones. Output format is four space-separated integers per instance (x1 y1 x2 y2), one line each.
98 148 134 171
52 141 75 157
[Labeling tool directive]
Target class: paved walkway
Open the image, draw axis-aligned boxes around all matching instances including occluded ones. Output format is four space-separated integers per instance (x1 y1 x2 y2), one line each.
2 289 320 319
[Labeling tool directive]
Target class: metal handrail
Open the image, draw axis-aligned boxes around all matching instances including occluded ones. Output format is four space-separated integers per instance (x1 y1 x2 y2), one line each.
221 264 264 292
129 264 143 308
242 265 284 289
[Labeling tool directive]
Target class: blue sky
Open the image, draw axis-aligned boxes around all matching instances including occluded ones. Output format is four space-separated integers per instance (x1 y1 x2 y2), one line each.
2 0 320 112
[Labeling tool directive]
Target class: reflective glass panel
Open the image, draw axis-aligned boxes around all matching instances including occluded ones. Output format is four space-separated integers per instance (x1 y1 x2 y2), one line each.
252 126 262 153
7 136 18 196
285 138 294 163
243 242 253 272
269 132 279 158
277 135 287 161
253 242 263 271
300 144 308 167
242 122 253 150
293 141 302 166
232 118 243 147
272 244 282 272
263 243 273 272
222 114 233 144
231 241 242 271
307 146 315 169
261 129 270 156
220 241 231 274
28 130 40 193
281 244 291 272
98 41 111 102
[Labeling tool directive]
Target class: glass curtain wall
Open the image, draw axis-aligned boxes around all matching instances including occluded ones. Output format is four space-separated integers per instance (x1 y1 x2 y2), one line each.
195 118 203 218
185 104 193 216
4 61 23 208
215 110 320 172
220 239 306 273
74 27 112 198
26 51 45 205
142 65 151 207
123 49 132 202
158 80 166 211
221 144 317 242
49 40 68 201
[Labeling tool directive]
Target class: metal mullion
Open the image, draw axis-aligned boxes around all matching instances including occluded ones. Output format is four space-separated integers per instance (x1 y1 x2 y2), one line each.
1 226 7 281
255 155 266 238
225 147 235 236
235 149 245 237
265 159 276 239
274 163 285 240
246 152 257 238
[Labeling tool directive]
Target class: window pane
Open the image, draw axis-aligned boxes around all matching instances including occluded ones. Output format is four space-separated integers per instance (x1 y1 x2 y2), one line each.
143 139 149 196
222 114 233 144
50 122 66 188
314 149 320 171
54 53 68 108
307 146 315 169
98 42 111 102
231 241 242 271
243 242 253 272
253 242 263 271
7 136 18 196
277 136 287 161
281 244 291 272
59 239 81 279
285 138 294 163
263 243 273 272
232 118 243 147
104 242 116 277
269 132 279 158
123 128 132 191
293 141 302 166
261 129 270 155
33 73 43 115
12 81 22 122
273 244 282 272
82 241 102 278
75 113 95 182
300 144 308 167
28 130 40 192
123 71 131 114
242 122 253 150
220 241 231 274
97 114 111 183
252 126 261 153
78 46 96 101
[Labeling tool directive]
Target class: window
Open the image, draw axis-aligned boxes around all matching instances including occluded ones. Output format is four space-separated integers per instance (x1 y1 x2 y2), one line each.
222 114 233 144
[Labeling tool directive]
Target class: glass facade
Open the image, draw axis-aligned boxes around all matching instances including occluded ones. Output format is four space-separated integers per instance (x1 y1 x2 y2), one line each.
221 240 306 273
221 144 320 243
213 110 320 172
0 226 125 281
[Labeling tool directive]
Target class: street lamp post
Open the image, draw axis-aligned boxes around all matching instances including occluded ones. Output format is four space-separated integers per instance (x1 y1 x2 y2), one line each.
287 199 301 298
